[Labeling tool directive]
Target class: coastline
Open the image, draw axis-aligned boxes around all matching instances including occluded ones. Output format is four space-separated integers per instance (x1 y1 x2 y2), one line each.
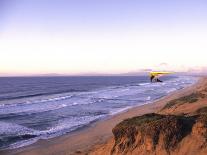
1 77 204 155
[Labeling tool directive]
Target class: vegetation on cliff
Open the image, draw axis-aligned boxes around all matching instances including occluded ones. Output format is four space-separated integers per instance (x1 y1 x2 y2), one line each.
162 92 206 110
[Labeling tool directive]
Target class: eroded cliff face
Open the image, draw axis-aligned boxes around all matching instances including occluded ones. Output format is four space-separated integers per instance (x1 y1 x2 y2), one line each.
110 113 207 155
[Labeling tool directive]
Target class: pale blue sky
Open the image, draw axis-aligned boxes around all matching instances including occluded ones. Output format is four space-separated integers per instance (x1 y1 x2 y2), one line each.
1 0 207 75
1 0 207 34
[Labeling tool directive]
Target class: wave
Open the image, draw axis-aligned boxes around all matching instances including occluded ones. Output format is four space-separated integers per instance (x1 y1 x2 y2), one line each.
0 115 105 149
7 138 39 150
0 121 37 136
138 82 150 86
0 89 87 102
0 102 73 115
109 106 132 115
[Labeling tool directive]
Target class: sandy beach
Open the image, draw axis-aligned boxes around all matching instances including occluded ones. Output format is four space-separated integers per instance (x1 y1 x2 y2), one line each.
1 77 204 155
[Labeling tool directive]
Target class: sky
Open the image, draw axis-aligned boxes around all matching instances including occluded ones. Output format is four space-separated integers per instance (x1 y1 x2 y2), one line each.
0 0 207 76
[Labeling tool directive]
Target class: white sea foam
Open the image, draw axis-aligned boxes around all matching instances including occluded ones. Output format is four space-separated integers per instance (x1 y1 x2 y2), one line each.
0 121 36 136
8 138 38 149
139 82 150 86
109 106 132 115
146 96 151 101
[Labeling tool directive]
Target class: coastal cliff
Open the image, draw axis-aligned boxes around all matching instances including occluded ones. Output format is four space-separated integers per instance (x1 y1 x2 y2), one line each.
90 79 207 155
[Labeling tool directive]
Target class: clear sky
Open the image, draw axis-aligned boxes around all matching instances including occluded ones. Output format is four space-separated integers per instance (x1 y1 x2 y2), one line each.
1 0 207 75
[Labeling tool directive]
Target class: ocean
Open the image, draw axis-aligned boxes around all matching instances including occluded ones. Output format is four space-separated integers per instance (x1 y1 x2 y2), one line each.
0 76 198 149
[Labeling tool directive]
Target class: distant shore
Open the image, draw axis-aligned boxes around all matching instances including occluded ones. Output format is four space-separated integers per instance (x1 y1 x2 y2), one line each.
1 77 203 155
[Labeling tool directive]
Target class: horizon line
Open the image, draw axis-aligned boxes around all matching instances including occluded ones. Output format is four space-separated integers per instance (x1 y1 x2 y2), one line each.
0 71 203 78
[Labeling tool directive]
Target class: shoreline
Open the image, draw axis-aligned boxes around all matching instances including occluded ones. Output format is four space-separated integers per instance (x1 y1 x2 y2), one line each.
1 77 203 155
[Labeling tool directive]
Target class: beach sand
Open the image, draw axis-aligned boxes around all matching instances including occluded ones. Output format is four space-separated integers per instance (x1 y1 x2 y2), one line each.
1 77 204 155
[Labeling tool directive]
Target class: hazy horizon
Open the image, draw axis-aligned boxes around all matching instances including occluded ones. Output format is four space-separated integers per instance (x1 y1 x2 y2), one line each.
1 0 207 75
